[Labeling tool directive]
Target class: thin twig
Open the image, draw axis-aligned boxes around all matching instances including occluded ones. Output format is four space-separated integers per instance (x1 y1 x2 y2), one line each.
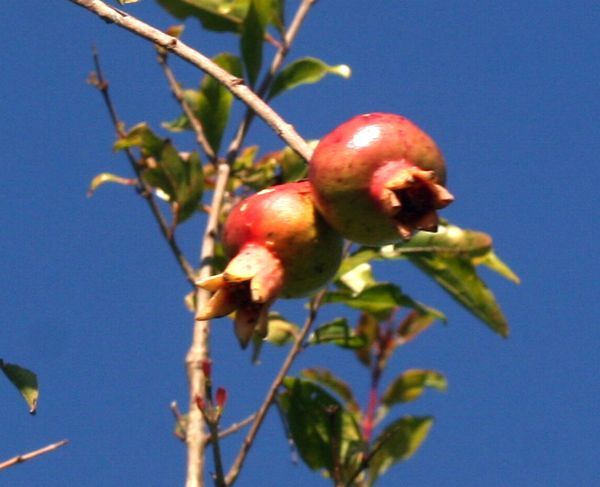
90 48 197 286
157 52 217 163
205 414 256 445
0 440 69 471
225 288 328 486
69 0 314 162
207 420 226 487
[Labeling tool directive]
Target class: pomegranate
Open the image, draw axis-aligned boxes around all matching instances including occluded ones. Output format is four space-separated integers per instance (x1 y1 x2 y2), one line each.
197 181 343 348
309 113 454 245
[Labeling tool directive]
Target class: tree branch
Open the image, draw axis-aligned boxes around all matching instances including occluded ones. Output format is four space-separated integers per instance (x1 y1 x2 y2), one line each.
157 52 217 164
89 48 197 286
69 0 314 162
225 289 328 486
0 440 69 471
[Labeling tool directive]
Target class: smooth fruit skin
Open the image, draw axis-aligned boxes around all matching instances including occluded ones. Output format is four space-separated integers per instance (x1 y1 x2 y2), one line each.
197 181 343 347
309 113 454 245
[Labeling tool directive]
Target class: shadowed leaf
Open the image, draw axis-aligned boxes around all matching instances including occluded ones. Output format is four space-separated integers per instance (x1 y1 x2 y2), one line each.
380 370 447 410
1 360 39 414
300 367 361 416
280 377 364 475
368 416 433 483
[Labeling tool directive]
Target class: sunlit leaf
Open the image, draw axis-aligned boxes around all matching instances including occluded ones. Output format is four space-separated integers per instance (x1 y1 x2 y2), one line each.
300 367 361 416
1 360 39 414
265 312 299 346
156 0 249 33
323 283 431 321
113 122 163 155
307 318 366 349
280 377 364 475
475 250 521 284
337 262 377 295
118 0 140 4
87 172 136 197
368 416 433 483
380 370 447 410
268 57 351 100
408 254 510 337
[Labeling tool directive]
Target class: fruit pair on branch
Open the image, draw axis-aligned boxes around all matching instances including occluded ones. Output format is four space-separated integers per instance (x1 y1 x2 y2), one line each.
197 113 454 347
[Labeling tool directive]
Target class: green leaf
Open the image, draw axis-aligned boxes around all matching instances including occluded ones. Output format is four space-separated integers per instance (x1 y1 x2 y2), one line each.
408 254 510 337
142 146 204 223
280 377 364 476
380 370 447 409
156 0 250 33
476 250 521 284
307 318 367 349
264 312 299 346
268 57 351 100
323 283 431 321
87 172 136 197
1 360 39 414
300 367 361 416
368 416 433 483
279 143 312 182
337 262 377 295
164 53 242 154
240 0 267 87
397 309 441 344
113 122 164 156
354 312 379 367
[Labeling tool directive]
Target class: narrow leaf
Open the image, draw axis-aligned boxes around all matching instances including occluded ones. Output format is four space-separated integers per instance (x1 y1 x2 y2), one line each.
408 254 510 337
264 312 299 346
307 318 366 349
268 57 351 100
323 283 431 321
1 360 39 414
240 0 266 87
380 370 447 408
87 173 136 196
368 416 433 483
475 250 521 284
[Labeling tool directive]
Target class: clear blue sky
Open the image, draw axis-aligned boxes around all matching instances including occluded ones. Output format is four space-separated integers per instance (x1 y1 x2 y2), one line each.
2 1 599 486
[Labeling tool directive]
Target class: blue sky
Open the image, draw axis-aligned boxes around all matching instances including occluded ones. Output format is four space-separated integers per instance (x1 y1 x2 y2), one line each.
2 1 599 486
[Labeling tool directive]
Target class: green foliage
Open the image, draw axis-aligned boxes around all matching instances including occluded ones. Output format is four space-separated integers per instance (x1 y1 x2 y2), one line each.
280 376 364 481
367 416 433 484
307 318 367 349
380 370 447 410
87 172 135 196
156 0 250 33
114 123 204 224
163 53 242 154
268 57 351 100
338 222 518 336
1 359 39 414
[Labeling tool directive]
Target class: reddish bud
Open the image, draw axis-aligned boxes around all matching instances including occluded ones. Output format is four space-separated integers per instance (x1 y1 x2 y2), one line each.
195 394 206 411
201 359 212 380
215 387 228 410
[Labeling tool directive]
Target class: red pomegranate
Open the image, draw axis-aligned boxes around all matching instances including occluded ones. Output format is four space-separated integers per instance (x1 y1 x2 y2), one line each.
197 181 343 348
308 113 454 245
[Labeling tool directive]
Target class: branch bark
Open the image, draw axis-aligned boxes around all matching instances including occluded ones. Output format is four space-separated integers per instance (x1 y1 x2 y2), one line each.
0 440 69 471
68 0 314 162
225 289 327 486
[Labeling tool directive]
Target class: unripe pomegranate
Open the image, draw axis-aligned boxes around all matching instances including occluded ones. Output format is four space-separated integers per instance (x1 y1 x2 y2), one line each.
197 181 343 348
309 113 454 245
